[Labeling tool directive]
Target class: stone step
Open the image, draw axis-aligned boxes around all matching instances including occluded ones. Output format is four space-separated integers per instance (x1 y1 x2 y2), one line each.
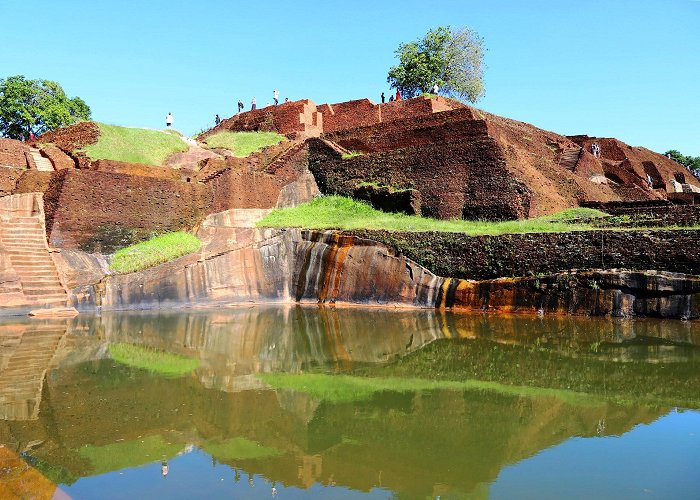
22 289 64 296
2 240 46 246
22 283 64 291
15 276 61 283
9 260 55 267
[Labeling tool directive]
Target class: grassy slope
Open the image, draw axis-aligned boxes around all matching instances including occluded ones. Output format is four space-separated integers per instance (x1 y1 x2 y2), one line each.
203 131 286 157
110 232 200 274
78 435 182 475
108 343 200 377
258 373 603 407
258 196 608 235
81 123 188 165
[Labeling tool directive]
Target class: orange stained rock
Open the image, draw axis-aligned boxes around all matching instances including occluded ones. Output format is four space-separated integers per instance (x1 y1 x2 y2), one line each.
0 446 60 500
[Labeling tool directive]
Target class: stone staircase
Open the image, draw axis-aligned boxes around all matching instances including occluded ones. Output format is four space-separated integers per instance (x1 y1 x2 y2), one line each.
0 193 71 313
28 148 53 172
1 217 68 307
0 324 67 420
558 147 582 171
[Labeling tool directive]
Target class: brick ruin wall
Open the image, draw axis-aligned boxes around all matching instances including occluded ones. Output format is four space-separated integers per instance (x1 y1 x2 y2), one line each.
93 159 181 181
308 121 531 221
202 100 313 139
583 202 700 227
41 145 75 170
353 229 700 280
0 168 24 197
32 121 99 152
318 99 381 133
322 108 483 153
0 138 29 169
42 170 212 253
207 168 286 213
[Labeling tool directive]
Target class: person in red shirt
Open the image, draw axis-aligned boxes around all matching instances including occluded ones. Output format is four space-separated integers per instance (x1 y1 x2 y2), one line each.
395 89 402 101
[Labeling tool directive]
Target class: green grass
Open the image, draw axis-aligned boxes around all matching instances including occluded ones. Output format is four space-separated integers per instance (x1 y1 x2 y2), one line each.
341 151 363 159
78 435 182 475
81 123 188 165
203 131 286 157
257 196 609 235
201 438 282 461
110 232 201 274
258 373 603 407
108 343 200 377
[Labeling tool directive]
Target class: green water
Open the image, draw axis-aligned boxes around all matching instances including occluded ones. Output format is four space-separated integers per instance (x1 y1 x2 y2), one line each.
0 307 698 499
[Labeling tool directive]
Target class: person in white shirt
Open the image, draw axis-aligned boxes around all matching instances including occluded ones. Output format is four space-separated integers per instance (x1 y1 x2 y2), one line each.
251 97 257 110
166 112 173 127
273 89 279 105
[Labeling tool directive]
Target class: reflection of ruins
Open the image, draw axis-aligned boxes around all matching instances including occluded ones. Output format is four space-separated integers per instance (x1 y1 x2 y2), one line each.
0 308 698 497
0 321 68 420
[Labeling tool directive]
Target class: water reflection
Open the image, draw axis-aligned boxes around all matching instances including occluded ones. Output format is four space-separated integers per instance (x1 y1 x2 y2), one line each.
0 307 698 498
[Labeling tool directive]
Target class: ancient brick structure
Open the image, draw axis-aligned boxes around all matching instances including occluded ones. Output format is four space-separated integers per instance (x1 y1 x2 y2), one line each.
307 131 531 220
40 170 212 252
92 159 181 180
0 138 29 169
41 145 75 170
201 99 322 139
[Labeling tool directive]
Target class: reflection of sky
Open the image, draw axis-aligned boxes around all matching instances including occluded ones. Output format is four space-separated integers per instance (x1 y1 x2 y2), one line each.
490 410 700 500
59 448 394 500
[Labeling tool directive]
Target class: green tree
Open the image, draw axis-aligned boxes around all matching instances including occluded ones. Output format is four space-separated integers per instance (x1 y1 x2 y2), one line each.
0 75 91 140
665 149 700 172
387 26 486 102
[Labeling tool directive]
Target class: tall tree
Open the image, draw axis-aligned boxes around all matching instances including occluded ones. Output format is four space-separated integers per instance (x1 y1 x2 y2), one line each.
0 75 91 140
665 149 700 172
387 26 486 102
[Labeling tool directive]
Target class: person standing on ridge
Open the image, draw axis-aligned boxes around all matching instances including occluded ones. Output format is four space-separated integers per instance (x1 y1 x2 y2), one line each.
432 83 439 94
166 112 173 127
251 97 257 110
215 114 220 126
381 92 385 103
395 89 401 101
237 100 244 113
273 89 279 105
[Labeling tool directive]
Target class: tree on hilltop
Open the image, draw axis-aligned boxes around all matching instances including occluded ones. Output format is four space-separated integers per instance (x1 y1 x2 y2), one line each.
665 149 700 172
0 75 91 140
387 26 486 102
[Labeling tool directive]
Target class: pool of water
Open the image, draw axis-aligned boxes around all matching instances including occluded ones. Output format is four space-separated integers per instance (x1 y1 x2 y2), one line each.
1 306 699 499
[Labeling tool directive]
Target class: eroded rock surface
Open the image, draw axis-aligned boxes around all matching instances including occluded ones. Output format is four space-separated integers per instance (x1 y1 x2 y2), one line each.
50 214 700 320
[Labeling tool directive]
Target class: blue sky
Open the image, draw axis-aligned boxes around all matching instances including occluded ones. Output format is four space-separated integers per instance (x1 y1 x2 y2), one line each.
1 0 698 155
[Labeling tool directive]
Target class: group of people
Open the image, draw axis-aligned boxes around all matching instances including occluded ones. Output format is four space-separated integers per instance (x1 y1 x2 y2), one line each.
590 142 601 158
381 84 439 103
238 90 287 113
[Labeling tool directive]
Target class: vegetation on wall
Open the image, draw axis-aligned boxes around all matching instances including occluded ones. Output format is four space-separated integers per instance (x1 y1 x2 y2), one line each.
110 231 201 274
257 195 607 235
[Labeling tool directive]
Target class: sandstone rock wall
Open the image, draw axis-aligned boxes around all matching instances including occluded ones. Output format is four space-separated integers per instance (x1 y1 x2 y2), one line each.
51 218 700 320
